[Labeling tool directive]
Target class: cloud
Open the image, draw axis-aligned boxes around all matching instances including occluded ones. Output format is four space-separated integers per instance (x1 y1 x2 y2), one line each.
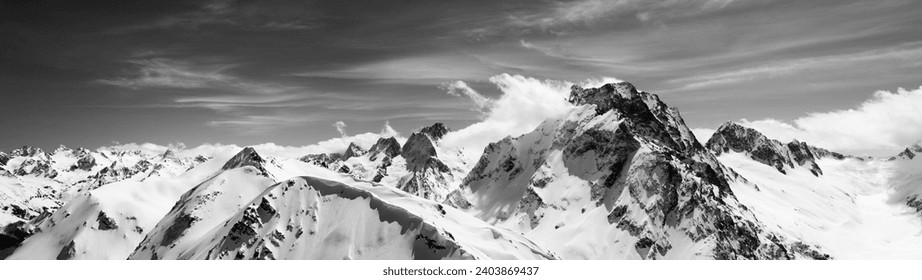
291 54 501 84
440 74 577 157
97 58 344 133
332 121 348 138
380 121 399 138
114 0 321 32
440 80 494 115
735 86 922 155
97 58 233 89
509 0 743 29
98 58 298 95
670 44 922 90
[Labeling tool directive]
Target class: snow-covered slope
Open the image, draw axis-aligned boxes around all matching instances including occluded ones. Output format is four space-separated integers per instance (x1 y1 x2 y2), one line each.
167 176 556 260
446 82 820 260
5 151 230 259
719 150 922 259
129 148 278 259
0 146 204 222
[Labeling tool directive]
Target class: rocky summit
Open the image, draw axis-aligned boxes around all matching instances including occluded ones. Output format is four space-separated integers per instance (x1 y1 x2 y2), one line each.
706 122 846 176
447 82 826 260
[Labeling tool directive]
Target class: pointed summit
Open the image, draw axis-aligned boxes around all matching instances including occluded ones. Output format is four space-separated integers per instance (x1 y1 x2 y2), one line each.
161 149 175 160
222 147 267 174
342 142 367 160
420 123 450 140
368 137 401 161
568 82 639 107
54 145 71 154
401 133 438 171
706 122 847 176
891 142 922 160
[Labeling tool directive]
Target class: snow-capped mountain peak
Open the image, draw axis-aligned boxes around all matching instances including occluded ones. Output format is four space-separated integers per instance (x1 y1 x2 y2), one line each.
446 82 823 260
706 122 848 176
221 147 268 175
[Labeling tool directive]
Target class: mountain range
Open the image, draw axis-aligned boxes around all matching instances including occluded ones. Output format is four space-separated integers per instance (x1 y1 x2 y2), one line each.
2 81 921 260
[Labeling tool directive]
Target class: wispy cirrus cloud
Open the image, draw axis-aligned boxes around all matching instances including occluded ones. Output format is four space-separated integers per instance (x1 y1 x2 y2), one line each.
508 0 749 29
291 54 505 84
668 43 922 91
97 58 298 94
97 57 332 133
113 0 321 32
439 80 494 115
97 58 233 89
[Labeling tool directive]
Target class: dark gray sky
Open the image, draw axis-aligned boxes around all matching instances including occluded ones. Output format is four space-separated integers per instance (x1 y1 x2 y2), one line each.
2 0 921 151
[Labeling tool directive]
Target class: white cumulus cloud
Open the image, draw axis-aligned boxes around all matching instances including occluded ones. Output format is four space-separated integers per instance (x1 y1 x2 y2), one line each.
440 74 577 158
736 86 922 156
332 121 348 138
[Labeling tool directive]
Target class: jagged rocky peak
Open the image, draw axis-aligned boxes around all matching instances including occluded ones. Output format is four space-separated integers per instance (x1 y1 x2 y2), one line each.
161 148 175 159
299 153 334 168
448 82 824 259
0 150 9 165
401 132 438 171
706 122 838 176
53 145 71 154
11 146 46 158
71 153 96 172
891 142 922 160
568 82 639 108
342 142 367 159
420 122 451 140
567 82 704 155
368 137 401 161
221 147 267 174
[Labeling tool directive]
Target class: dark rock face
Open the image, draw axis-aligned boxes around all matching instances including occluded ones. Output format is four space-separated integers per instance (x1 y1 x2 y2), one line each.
706 122 846 176
159 213 197 247
368 137 401 161
71 151 96 171
420 123 451 140
569 82 703 157
397 132 453 200
0 151 9 166
300 153 335 168
891 143 922 160
0 221 36 260
96 211 118 231
401 133 438 171
13 159 58 178
221 147 268 175
56 240 76 260
342 143 367 160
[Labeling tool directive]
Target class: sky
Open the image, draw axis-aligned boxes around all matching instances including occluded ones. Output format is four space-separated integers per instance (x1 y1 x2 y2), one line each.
2 0 922 155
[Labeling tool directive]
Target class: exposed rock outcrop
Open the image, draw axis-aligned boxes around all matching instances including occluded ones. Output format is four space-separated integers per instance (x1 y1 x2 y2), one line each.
706 122 847 176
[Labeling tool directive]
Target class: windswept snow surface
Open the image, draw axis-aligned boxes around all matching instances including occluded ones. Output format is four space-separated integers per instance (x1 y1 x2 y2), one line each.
6 153 233 260
721 152 922 259
180 176 556 260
